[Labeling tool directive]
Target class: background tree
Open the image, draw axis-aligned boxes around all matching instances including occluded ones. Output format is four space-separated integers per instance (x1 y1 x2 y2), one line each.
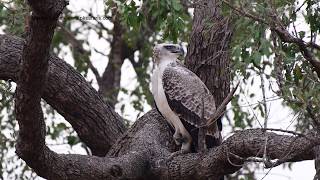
0 0 319 179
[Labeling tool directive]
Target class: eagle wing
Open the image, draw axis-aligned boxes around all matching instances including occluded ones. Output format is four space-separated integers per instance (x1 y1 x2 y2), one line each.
162 63 216 127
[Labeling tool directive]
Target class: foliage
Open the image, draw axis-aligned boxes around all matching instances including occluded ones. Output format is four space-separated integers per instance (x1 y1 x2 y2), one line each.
222 0 320 178
0 0 27 36
114 0 190 42
223 0 320 132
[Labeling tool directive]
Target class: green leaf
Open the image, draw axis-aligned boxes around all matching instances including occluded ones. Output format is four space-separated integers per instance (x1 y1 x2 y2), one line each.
172 0 182 11
298 31 306 39
67 136 79 146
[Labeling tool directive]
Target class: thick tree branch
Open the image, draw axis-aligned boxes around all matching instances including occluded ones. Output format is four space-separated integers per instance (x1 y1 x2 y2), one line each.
27 0 67 19
15 0 66 175
0 43 319 179
185 0 233 145
108 111 320 180
0 34 126 156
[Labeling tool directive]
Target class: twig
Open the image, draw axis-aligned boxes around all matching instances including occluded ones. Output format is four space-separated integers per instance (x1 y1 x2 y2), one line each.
243 91 263 128
226 150 245 167
263 128 305 137
222 0 269 26
260 71 268 128
294 0 308 13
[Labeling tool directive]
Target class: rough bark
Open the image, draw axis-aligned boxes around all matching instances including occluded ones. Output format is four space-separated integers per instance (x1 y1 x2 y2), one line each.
0 34 126 156
186 0 232 106
315 146 320 180
185 0 232 134
14 0 66 175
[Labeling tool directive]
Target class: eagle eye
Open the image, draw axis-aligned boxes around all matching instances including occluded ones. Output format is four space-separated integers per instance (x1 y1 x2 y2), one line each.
163 45 184 55
163 45 176 51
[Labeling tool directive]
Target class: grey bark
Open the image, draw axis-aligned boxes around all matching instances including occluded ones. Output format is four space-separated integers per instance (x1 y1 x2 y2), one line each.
186 0 232 105
315 146 320 180
185 0 232 139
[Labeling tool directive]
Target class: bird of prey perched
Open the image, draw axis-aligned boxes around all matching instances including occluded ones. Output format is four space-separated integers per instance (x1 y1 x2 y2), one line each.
151 43 237 153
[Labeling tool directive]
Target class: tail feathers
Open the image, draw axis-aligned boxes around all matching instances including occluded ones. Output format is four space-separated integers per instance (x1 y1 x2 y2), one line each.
206 123 220 139
205 122 222 148
205 133 222 148
207 82 240 128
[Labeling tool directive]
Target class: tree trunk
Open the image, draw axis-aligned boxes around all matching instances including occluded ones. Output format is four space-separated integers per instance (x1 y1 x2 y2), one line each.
186 0 232 133
99 10 124 107
186 0 232 105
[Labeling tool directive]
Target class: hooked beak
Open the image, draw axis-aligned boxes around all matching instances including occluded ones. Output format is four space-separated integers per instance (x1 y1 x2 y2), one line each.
170 45 184 56
177 46 184 56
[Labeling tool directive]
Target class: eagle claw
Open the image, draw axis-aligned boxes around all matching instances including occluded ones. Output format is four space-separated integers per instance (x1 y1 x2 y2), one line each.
173 132 183 145
166 149 190 162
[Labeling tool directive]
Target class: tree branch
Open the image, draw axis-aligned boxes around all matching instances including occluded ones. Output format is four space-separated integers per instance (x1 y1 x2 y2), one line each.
223 0 320 77
1 44 319 178
57 22 102 84
0 34 126 156
14 0 66 175
98 7 124 107
109 111 320 180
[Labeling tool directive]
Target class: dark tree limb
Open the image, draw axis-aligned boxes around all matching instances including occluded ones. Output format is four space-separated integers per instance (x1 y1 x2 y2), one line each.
0 34 126 156
107 111 320 180
185 0 233 137
315 146 320 180
14 0 67 175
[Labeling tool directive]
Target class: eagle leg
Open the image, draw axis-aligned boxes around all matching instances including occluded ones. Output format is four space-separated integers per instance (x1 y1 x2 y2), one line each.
167 131 191 162
173 131 183 146
172 126 192 152
197 127 207 152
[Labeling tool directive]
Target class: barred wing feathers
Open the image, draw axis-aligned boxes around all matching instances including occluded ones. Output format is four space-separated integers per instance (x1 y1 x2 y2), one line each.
162 63 216 128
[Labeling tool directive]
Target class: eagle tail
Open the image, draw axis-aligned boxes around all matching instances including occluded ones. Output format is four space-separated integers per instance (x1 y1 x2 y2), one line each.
206 82 240 128
206 123 222 147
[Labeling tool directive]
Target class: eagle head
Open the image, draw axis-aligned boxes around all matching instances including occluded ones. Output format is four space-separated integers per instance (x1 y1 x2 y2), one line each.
153 43 184 64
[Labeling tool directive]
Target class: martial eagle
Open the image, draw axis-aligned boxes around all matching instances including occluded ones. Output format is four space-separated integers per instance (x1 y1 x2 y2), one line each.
151 43 226 153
